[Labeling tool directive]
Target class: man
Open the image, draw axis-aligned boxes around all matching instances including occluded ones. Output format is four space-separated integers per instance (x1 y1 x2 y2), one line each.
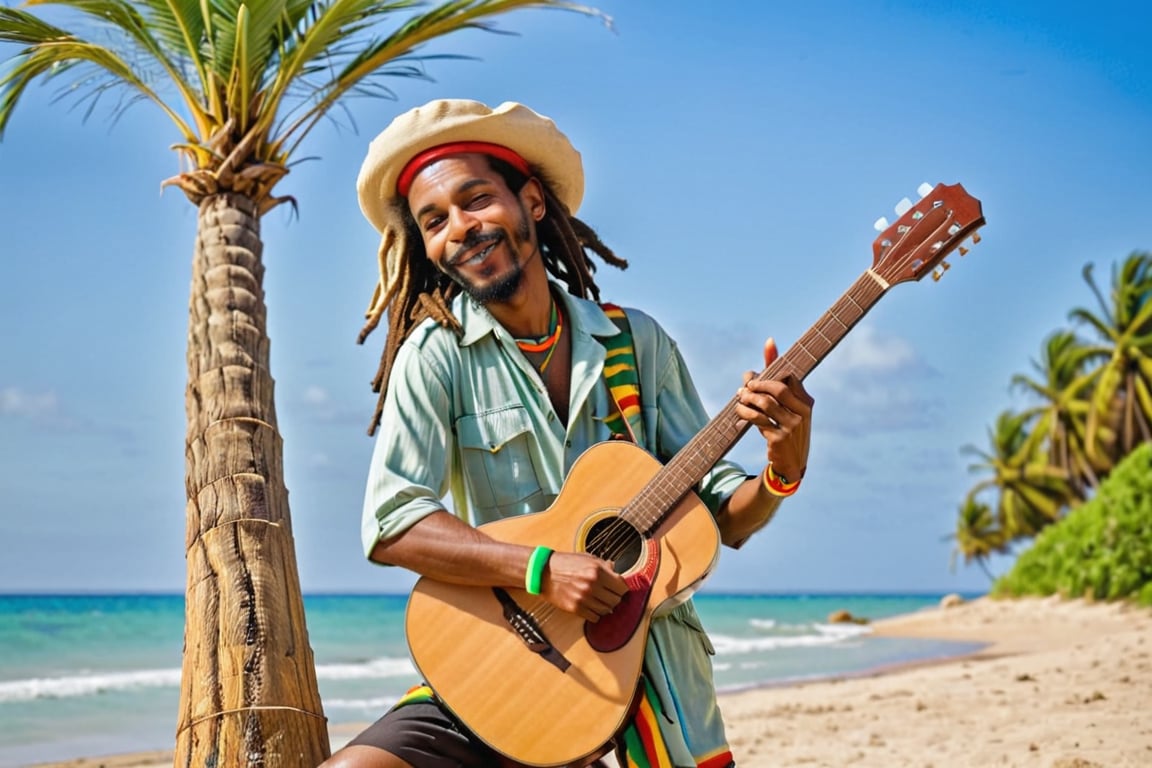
324 99 813 768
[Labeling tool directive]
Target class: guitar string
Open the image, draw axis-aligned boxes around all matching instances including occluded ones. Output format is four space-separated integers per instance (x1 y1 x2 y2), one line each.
527 515 642 627
523 208 964 631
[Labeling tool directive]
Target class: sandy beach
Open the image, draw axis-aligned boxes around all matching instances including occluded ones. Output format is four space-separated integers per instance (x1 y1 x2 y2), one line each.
30 596 1152 768
723 596 1152 768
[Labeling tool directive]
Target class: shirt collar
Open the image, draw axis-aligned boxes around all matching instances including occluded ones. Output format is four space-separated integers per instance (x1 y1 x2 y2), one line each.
455 284 621 346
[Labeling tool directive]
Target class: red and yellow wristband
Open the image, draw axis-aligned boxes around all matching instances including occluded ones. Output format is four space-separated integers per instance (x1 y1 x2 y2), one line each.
762 463 801 497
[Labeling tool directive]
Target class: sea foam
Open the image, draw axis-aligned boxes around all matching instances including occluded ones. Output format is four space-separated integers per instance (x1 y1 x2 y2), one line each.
0 668 181 702
0 656 416 702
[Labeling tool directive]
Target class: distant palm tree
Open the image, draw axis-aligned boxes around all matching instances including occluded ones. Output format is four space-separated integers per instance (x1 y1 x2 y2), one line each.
1070 252 1152 469
948 496 1005 581
0 1 602 763
961 410 1073 542
1011 329 1100 500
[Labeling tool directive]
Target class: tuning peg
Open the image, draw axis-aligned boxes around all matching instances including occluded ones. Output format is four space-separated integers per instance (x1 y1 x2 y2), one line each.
917 182 934 198
931 260 952 282
894 197 913 216
972 232 982 244
959 245 969 256
873 216 890 231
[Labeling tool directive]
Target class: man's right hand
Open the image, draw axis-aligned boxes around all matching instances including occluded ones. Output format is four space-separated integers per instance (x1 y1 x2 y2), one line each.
540 551 628 622
371 511 630 622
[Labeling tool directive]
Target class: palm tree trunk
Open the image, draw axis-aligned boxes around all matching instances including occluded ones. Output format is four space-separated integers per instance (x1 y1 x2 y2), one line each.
176 192 330 766
977 557 996 582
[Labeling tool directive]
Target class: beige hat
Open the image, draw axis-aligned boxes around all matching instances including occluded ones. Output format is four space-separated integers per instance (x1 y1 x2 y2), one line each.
356 100 584 330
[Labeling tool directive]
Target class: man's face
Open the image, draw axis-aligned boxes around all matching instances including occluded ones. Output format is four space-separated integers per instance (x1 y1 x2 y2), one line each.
406 153 544 304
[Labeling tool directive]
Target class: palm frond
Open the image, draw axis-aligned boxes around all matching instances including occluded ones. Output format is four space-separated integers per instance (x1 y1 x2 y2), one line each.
260 0 415 147
0 13 195 138
8 0 206 135
268 0 606 157
225 1 252 126
4 0 608 207
138 0 210 100
209 0 288 129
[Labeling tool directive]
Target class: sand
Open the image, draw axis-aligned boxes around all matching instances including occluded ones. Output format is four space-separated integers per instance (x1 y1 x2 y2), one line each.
723 596 1152 767
29 596 1152 768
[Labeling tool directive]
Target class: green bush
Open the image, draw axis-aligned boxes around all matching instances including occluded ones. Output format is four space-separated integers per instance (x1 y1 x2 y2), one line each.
993 442 1152 605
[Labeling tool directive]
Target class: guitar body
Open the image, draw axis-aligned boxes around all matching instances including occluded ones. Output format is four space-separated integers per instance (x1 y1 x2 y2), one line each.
405 440 722 767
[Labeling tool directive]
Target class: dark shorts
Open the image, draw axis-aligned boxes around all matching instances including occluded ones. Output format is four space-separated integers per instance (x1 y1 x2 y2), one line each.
345 700 501 768
344 698 628 768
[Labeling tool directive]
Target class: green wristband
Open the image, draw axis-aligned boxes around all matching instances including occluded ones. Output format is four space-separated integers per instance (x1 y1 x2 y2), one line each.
525 546 553 595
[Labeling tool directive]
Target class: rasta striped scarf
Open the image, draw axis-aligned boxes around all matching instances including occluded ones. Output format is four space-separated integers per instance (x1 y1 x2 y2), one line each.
597 303 735 768
599 303 645 445
620 677 734 768
391 682 733 768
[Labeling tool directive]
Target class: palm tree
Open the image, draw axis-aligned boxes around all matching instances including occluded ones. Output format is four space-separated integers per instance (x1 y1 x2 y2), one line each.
961 410 1074 543
0 1 602 763
948 496 1006 582
1010 329 1100 501
1070 252 1152 470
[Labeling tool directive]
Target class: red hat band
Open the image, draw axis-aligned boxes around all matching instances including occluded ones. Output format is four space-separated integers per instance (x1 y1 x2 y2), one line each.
396 141 532 196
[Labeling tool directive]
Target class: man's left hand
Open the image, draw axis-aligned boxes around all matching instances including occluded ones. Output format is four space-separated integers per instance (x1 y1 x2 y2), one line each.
735 337 814 483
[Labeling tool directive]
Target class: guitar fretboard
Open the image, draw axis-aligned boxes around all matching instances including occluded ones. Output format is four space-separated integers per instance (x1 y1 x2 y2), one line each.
621 271 888 535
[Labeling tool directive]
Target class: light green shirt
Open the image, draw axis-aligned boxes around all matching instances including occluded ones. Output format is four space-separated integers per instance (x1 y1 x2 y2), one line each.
362 288 747 765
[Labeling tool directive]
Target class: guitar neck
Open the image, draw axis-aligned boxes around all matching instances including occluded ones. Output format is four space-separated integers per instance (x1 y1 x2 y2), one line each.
623 269 889 535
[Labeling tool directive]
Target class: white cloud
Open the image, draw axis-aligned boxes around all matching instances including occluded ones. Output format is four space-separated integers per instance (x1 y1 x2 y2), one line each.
826 325 918 375
807 326 943 436
299 385 341 423
304 386 330 405
0 387 60 421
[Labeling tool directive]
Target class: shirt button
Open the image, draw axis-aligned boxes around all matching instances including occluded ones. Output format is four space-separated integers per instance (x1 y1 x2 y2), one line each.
547 412 554 422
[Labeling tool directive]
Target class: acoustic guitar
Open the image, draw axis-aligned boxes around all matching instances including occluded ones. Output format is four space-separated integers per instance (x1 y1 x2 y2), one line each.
405 182 986 767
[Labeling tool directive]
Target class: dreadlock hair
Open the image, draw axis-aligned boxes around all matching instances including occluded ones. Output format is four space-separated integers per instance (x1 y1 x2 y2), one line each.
358 155 629 435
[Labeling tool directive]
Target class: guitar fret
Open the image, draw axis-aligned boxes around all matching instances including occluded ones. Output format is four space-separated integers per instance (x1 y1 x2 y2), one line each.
822 310 850 332
794 343 819 367
843 292 866 315
812 324 834 346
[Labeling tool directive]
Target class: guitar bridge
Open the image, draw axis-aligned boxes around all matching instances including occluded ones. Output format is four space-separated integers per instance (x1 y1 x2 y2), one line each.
492 587 572 673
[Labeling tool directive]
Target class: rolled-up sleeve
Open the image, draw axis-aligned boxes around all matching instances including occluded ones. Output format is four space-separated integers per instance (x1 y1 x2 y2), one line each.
361 340 455 559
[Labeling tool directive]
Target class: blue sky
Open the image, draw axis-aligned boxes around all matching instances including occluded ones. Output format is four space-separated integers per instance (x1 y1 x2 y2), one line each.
1 0 1149 595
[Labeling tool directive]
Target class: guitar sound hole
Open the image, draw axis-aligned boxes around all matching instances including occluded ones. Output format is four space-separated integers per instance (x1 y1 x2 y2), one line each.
584 516 642 574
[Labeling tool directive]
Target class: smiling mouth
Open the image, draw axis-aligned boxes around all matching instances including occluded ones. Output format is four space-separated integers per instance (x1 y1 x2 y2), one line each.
449 236 503 269
463 242 497 266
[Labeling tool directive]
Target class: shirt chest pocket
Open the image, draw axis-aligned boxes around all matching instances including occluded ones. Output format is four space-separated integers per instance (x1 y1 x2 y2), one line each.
455 406 548 519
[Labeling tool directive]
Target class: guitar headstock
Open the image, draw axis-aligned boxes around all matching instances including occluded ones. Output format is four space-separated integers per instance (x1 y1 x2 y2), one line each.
871 182 985 285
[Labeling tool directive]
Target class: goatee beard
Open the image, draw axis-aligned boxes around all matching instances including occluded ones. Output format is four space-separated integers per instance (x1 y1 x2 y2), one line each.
445 215 534 305
463 260 523 304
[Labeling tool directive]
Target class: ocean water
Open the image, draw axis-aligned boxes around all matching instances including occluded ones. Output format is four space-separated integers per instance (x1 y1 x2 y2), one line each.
0 592 984 767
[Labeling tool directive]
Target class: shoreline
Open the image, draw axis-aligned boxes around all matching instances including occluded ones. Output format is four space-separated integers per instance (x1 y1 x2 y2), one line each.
26 596 1152 768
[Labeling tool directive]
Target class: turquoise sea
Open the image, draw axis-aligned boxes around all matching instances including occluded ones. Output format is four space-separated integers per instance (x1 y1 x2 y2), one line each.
0 592 984 767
